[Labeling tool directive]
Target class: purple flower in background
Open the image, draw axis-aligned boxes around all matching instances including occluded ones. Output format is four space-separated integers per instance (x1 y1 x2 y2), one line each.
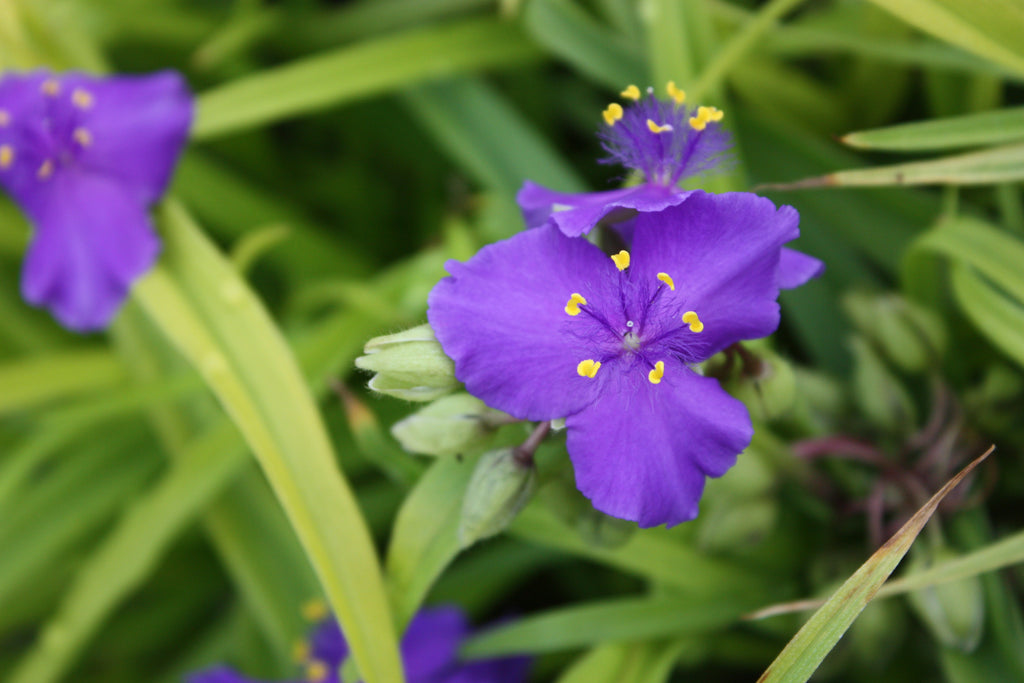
187 605 529 683
429 191 817 527
0 70 192 331
517 82 731 238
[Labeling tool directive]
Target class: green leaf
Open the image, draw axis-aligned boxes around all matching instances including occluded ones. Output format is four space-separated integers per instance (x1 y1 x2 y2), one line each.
0 349 127 415
864 0 1024 77
462 595 757 657
757 447 992 683
555 641 690 683
385 455 476 627
522 0 645 89
948 263 1024 369
194 18 541 139
761 142 1024 189
916 214 1024 303
842 107 1024 151
131 200 403 683
401 77 586 200
5 423 246 683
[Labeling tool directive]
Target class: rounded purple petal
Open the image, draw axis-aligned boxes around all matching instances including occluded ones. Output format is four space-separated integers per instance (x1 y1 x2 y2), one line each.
516 180 691 237
185 665 277 683
20 170 159 331
69 70 193 202
402 606 470 680
309 618 349 668
629 191 800 357
428 226 619 420
565 364 752 528
777 247 824 290
440 656 532 683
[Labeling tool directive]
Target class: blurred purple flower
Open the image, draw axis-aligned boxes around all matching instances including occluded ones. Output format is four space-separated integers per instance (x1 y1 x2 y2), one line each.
517 82 731 238
0 70 192 331
429 191 813 527
187 606 529 683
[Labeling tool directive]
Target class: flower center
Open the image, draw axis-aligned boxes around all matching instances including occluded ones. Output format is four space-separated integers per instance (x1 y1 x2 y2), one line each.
564 249 705 385
596 82 731 188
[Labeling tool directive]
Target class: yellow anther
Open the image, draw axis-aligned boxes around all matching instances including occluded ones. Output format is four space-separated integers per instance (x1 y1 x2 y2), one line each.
689 105 724 131
602 102 624 126
0 109 9 127
0 145 13 170
306 660 329 682
611 250 630 271
41 79 60 96
565 292 588 316
71 88 94 109
37 159 53 180
682 311 704 333
301 598 328 622
577 359 602 378
648 360 665 385
646 119 673 134
656 272 675 290
666 81 686 104
291 640 311 663
620 84 641 101
73 127 92 147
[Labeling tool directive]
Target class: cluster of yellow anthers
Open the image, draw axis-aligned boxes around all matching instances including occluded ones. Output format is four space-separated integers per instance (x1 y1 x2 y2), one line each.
600 82 724 133
565 250 704 384
0 79 95 177
292 599 331 683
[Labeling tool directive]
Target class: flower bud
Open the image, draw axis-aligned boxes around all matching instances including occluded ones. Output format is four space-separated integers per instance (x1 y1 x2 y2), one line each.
575 507 635 548
458 448 536 548
843 292 946 374
906 544 985 652
355 324 458 401
391 393 507 457
726 349 797 422
850 335 916 434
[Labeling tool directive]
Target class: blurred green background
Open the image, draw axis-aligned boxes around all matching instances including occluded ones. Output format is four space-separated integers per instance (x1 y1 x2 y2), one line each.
4 0 1024 682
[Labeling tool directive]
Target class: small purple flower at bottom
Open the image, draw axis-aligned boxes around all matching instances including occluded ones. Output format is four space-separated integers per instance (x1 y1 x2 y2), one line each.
187 606 529 683
517 82 731 239
0 70 192 331
429 191 818 527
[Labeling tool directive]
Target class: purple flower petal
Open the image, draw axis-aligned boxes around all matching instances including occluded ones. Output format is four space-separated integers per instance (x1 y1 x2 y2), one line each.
777 247 824 290
309 618 349 668
629 191 800 357
565 366 752 527
516 180 691 237
20 171 159 331
428 225 618 420
0 69 192 332
185 666 280 683
401 606 470 680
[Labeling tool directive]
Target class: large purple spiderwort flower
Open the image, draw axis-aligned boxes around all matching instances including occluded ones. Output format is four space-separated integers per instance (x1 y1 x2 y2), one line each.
517 82 731 238
429 191 812 527
0 70 193 331
187 606 529 683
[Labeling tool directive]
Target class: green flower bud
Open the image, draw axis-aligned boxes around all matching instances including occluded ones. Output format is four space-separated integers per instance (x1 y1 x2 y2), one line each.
727 349 797 422
458 448 536 548
906 544 985 652
844 292 946 373
696 496 777 553
575 507 635 548
355 324 457 401
391 393 507 457
850 335 916 434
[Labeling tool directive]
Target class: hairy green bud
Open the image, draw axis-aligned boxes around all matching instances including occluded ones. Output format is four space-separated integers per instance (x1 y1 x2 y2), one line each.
355 324 457 401
458 448 536 548
391 393 507 457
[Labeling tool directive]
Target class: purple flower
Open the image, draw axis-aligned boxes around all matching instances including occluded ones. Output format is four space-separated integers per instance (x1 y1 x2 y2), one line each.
0 70 193 331
187 606 529 683
428 191 811 527
517 82 731 238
